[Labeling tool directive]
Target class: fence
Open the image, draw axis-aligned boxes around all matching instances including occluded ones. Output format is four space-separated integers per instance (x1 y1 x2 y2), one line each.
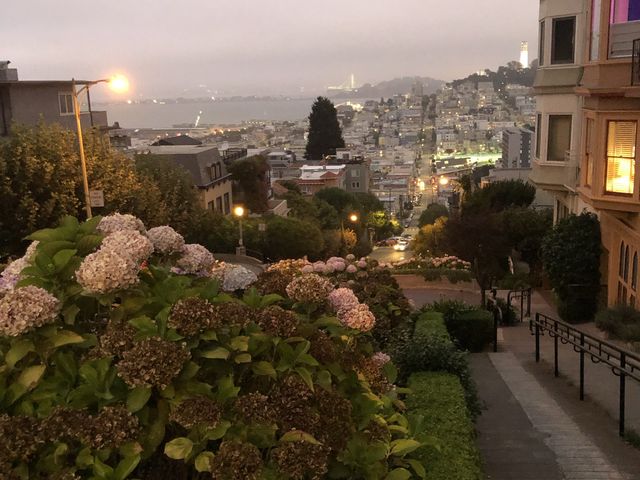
531 312 640 436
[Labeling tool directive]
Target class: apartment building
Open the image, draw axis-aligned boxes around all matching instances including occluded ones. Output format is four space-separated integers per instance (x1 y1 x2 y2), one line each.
501 128 533 168
532 0 640 306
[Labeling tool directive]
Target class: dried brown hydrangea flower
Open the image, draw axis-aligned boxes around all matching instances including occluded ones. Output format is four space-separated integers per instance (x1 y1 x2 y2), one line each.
270 375 320 435
234 392 275 425
117 337 190 389
212 302 253 329
308 331 338 364
87 405 140 450
170 396 222 430
169 297 217 336
272 441 330 480
97 319 137 358
0 414 43 465
255 306 299 338
210 441 263 480
253 270 291 296
315 387 354 451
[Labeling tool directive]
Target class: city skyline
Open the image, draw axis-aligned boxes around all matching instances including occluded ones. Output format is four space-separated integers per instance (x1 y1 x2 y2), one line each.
2 0 538 100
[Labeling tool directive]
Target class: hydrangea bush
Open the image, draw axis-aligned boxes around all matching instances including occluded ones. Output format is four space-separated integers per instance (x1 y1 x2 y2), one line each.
0 215 428 479
390 256 473 284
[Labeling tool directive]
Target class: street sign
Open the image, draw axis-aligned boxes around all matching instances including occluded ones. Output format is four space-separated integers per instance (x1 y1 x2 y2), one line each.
258 223 266 232
89 190 104 208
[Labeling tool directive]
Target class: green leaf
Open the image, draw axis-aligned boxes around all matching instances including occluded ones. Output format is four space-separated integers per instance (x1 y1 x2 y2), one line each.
195 451 215 472
229 335 249 351
39 240 76 259
62 304 81 325
234 353 252 364
78 215 102 234
385 468 412 480
295 367 314 392
18 365 46 390
316 370 332 390
200 347 230 360
76 234 104 256
50 330 85 348
128 316 158 335
389 439 421 457
127 386 152 412
164 437 193 460
5 339 35 369
252 361 277 378
259 293 283 308
407 459 427 479
204 420 231 440
34 252 56 275
52 249 77 271
200 330 218 341
280 430 321 444
215 375 240 403
113 454 141 480
75 447 94 468
93 456 114 477
59 215 80 229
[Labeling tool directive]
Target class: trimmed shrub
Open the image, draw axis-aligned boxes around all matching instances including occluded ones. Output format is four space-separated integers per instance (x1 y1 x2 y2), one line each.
390 312 481 418
596 304 640 342
431 301 493 352
407 372 483 480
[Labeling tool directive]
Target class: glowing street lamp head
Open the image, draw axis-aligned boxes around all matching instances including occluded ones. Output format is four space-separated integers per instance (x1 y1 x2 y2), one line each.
109 74 129 93
349 213 358 223
439 176 449 186
233 206 245 217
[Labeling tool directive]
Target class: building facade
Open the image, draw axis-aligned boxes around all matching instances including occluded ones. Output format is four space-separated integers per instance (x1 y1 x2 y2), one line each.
146 145 233 215
532 0 640 306
501 128 533 168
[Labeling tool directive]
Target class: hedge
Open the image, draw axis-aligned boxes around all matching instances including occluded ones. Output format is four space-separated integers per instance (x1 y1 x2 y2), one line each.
407 372 483 480
445 309 493 352
414 311 450 339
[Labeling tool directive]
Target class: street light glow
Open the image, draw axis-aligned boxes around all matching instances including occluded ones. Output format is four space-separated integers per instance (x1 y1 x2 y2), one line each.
109 74 129 93
439 176 449 186
349 213 358 222
233 206 245 217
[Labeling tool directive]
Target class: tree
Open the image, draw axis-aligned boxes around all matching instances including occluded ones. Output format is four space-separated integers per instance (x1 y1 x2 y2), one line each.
502 207 552 274
227 155 270 213
445 212 510 306
305 97 345 160
314 188 358 216
263 216 324 260
541 213 602 323
418 203 449 227
413 217 448 257
0 123 161 258
462 179 536 215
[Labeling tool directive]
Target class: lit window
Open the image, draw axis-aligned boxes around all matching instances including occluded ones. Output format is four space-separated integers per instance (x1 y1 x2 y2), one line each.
585 118 594 186
551 17 576 64
605 121 636 194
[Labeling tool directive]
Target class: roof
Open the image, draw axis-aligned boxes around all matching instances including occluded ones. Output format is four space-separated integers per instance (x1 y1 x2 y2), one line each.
152 135 202 146
145 145 225 187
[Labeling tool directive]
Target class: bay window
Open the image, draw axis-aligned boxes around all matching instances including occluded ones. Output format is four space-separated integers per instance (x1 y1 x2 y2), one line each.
551 17 576 64
609 0 640 57
547 115 572 161
605 120 636 194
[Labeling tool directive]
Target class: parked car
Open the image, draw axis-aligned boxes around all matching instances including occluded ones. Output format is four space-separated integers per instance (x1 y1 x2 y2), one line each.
394 239 409 251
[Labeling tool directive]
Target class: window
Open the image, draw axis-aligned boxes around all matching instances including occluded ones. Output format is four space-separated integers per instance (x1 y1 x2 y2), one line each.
351 182 360 189
351 169 360 178
605 120 636 194
611 0 640 24
536 113 542 159
591 0 602 60
551 17 576 64
547 115 572 161
585 118 594 186
633 252 638 290
215 196 223 213
539 21 546 66
617 241 638 304
58 93 74 115
223 193 230 215
207 200 214 210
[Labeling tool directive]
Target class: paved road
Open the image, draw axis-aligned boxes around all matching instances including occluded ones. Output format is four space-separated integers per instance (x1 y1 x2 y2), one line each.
369 246 413 264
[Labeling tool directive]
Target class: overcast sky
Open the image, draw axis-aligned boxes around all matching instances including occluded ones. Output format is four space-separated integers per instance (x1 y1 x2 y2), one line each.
1 0 539 99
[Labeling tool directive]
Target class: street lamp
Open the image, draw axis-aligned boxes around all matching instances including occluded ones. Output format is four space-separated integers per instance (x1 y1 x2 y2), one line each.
349 213 359 223
233 206 246 255
72 74 129 219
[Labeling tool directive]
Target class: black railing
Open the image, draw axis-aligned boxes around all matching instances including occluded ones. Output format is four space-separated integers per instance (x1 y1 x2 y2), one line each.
531 312 640 436
632 38 640 86
507 288 532 323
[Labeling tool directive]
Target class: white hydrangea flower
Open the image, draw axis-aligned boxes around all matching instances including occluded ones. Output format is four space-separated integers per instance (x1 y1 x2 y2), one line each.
222 265 258 292
76 249 140 294
146 226 185 255
97 213 146 236
175 244 215 275
101 229 154 263
0 285 60 336
0 241 39 293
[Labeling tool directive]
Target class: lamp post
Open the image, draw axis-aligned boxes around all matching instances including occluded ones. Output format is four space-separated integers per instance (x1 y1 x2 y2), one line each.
71 74 129 219
234 206 246 256
341 213 359 255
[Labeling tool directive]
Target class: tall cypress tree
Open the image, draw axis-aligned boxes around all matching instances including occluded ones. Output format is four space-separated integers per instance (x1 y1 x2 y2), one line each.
305 96 345 160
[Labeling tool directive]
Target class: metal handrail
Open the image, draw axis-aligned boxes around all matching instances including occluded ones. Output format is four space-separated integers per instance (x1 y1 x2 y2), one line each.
507 287 532 322
531 312 640 436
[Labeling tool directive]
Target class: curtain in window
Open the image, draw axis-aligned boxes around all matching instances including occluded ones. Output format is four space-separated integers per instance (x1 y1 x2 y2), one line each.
606 121 636 194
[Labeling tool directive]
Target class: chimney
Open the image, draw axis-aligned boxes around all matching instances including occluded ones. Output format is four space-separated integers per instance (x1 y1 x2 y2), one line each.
0 61 18 81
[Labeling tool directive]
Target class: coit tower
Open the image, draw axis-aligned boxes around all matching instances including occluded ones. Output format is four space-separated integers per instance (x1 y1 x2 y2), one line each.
520 41 529 67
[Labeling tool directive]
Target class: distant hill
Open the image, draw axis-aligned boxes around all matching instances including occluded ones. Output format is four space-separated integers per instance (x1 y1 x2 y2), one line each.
450 61 538 91
329 76 446 99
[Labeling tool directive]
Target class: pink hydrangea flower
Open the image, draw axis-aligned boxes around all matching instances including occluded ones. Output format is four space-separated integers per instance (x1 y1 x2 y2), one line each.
328 287 360 314
346 254 356 262
372 352 391 366
357 260 367 269
346 265 357 274
338 304 375 332
301 265 314 274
